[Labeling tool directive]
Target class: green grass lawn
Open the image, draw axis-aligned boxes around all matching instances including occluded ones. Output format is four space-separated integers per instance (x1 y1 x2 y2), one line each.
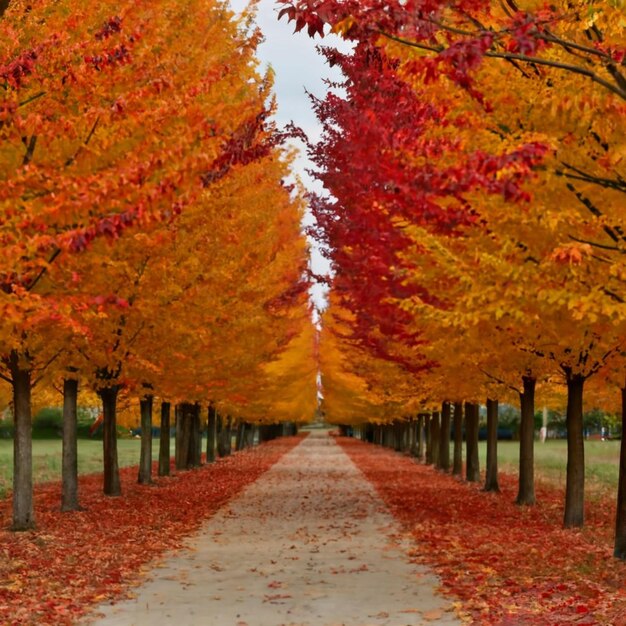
476 439 621 497
0 438 176 498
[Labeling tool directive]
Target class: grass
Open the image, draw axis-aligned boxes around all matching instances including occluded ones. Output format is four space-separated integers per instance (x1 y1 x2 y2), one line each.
476 439 621 498
0 436 621 501
0 438 176 498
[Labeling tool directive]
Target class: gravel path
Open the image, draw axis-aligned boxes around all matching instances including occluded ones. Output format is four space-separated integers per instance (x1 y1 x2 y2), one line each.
84 431 461 626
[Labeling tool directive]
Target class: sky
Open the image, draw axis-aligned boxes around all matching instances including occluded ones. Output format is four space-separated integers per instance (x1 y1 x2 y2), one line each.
227 0 352 309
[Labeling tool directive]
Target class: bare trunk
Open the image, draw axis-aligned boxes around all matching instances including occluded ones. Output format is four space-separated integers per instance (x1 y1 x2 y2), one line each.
246 424 256 448
138 394 153 484
236 421 246 451
10 350 34 530
177 403 192 470
517 376 536 505
614 386 626 558
425 414 433 464
224 415 233 456
438 402 451 471
564 371 585 529
61 377 80 511
0 1 11 20
217 413 227 456
416 414 424 461
189 403 201 467
174 404 182 469
465 402 480 482
206 404 217 463
484 398 499 492
430 411 440 467
452 402 463 476
158 401 171 477
99 386 121 496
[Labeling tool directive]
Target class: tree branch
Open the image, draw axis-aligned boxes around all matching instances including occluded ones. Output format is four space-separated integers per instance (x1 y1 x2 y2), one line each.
378 31 626 101
22 135 37 166
0 0 10 19
26 247 61 292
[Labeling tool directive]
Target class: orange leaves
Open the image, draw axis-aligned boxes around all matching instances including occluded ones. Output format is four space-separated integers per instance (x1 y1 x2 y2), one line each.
340 437 626 625
550 244 593 266
0 437 301 624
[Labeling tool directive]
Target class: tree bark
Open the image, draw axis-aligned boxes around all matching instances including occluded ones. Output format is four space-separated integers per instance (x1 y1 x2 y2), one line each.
0 1 11 20
517 375 536 505
206 404 217 462
416 414 424 461
174 404 182 469
614 386 626 559
425 414 433 464
393 421 404 452
179 403 194 469
246 424 256 448
158 401 171 477
408 417 416 456
452 402 463 476
10 350 34 530
484 398 500 492
99 386 121 496
216 413 227 456
564 370 585 528
465 402 480 482
224 415 233 456
438 402 451 471
236 421 246 451
190 403 201 467
430 411 440 467
138 394 153 484
61 377 80 511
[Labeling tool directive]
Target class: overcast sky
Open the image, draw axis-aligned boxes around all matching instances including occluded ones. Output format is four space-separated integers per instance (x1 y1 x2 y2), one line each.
228 0 351 309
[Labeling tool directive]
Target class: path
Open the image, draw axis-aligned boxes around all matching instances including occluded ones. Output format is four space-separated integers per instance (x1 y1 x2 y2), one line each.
84 432 461 626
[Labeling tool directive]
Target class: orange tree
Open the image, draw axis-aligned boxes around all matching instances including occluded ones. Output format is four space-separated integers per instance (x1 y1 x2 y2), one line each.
0 0 312 527
282 0 626 548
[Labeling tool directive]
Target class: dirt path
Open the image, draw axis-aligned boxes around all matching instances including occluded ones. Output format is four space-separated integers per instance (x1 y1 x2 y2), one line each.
84 432 461 626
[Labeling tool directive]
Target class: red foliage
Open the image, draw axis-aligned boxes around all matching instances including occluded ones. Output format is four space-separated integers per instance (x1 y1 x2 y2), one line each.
0 437 302 625
337 437 626 625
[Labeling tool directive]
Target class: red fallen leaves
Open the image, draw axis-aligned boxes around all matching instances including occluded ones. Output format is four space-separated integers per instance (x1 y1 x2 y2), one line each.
337 437 626 625
0 436 302 625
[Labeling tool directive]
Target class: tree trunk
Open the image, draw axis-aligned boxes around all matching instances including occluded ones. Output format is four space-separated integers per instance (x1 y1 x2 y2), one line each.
10 350 34 530
438 402 451 471
430 411 440 467
0 1 10 20
452 402 463 476
158 401 171 477
465 402 480 482
484 398 500 492
61 377 80 511
246 424 256 448
408 417 417 456
236 421 246 451
564 371 585 528
196 403 203 465
417 414 424 461
190 403 201 467
99 386 121 496
517 376 536 505
614 386 626 559
174 404 182 469
425 414 433 464
224 415 233 456
206 404 217 463
138 394 153 484
394 421 404 452
216 413 227 456
179 403 194 469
